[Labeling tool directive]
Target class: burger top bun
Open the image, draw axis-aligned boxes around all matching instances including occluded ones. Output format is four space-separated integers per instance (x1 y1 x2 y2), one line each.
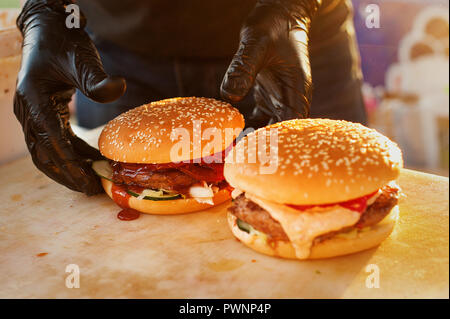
99 97 245 164
224 119 403 206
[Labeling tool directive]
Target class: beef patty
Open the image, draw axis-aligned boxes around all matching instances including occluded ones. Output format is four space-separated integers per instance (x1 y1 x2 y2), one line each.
111 161 224 191
112 163 197 191
228 185 400 242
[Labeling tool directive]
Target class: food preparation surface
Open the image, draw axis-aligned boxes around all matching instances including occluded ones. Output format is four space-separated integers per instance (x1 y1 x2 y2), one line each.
0 156 448 298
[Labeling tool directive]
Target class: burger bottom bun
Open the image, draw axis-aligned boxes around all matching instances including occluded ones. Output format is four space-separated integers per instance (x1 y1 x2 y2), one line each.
227 206 399 260
102 179 231 215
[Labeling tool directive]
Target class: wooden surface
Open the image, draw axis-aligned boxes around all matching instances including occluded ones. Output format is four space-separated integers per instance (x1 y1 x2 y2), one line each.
0 156 448 298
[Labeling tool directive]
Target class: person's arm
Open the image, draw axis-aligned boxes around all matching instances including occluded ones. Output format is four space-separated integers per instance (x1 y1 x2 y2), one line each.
15 0 126 195
221 0 321 127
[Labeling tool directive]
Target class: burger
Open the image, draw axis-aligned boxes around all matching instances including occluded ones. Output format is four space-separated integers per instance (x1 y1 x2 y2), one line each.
224 119 403 259
92 97 245 215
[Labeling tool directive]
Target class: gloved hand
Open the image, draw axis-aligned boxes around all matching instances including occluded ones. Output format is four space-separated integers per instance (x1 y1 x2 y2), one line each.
15 0 126 195
221 0 321 128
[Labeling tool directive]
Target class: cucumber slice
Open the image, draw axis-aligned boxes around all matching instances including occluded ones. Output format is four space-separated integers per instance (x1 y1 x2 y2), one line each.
92 160 113 181
237 219 251 234
127 189 182 201
236 218 268 243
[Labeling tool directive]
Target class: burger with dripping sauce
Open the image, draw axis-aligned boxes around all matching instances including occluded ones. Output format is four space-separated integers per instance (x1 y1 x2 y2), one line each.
224 119 403 259
93 97 245 215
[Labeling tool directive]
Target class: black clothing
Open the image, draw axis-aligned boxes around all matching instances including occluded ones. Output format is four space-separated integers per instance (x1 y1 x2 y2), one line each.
77 0 366 127
77 0 257 59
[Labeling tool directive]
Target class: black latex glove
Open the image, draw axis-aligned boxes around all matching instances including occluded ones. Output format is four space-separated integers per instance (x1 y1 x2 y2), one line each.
15 0 126 195
221 0 321 128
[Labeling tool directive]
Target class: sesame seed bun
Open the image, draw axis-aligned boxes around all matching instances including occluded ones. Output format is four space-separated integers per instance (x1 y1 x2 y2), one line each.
224 119 403 205
227 206 399 260
99 97 245 163
102 179 231 215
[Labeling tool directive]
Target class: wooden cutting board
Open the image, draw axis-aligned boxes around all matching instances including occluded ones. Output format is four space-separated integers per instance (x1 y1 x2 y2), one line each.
0 156 448 298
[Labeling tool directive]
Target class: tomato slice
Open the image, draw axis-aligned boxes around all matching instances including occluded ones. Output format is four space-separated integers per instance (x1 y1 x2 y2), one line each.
288 190 378 213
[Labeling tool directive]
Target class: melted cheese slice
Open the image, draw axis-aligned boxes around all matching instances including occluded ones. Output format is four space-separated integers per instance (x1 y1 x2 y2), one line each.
245 193 361 259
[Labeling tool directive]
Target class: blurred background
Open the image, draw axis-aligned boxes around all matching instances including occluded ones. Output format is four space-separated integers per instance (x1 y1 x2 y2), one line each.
0 0 448 176
353 0 449 176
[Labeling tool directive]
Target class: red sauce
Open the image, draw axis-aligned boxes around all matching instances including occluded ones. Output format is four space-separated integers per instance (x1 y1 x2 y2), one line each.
288 190 378 214
111 183 141 221
111 183 131 208
109 141 236 186
177 163 224 182
117 209 140 221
